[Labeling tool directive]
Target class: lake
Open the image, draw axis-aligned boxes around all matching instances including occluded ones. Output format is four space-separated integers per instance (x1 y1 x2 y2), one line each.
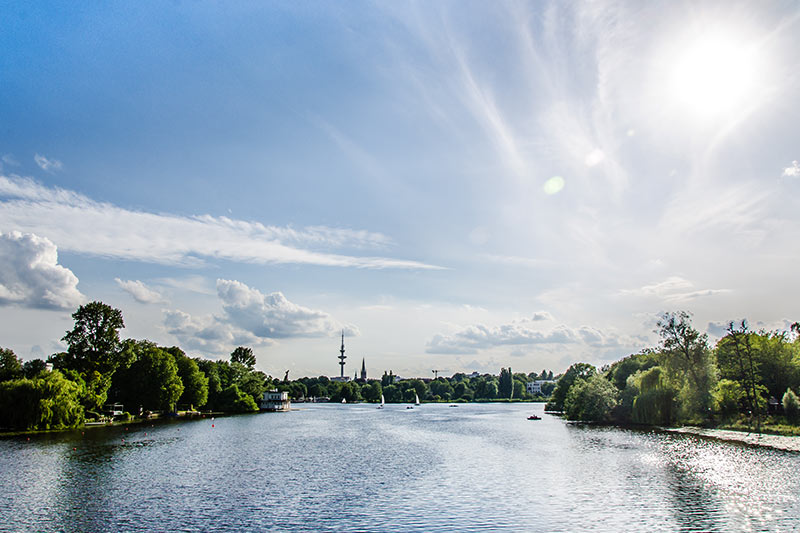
1 403 799 532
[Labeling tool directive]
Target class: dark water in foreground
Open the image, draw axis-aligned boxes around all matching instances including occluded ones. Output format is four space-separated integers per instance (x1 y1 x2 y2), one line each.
1 403 799 532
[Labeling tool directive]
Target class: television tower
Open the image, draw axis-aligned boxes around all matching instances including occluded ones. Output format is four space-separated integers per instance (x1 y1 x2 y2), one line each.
338 331 346 378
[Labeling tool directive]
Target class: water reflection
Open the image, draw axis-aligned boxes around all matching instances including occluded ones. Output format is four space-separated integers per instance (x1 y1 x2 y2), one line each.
2 404 799 532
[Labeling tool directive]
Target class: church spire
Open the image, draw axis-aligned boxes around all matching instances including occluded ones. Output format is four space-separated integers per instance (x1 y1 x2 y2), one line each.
361 357 367 381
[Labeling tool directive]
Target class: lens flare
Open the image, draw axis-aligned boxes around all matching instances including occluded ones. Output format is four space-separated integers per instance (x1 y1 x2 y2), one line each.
543 176 565 195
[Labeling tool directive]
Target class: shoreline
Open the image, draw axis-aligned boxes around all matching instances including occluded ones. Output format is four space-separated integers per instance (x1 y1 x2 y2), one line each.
662 426 800 452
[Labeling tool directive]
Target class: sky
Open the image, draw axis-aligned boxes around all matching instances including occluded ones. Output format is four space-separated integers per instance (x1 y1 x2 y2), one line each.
1 0 799 379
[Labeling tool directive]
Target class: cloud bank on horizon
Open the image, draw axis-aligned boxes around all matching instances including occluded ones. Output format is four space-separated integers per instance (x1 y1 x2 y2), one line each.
0 0 799 376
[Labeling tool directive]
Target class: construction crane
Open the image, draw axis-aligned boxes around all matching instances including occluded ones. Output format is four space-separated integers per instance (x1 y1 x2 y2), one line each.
432 369 441 379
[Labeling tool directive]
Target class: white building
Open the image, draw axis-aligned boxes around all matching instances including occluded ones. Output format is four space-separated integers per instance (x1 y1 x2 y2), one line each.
260 390 291 412
527 380 556 395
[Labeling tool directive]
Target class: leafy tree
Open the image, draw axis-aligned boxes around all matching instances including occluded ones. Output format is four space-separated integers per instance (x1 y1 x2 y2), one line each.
564 374 618 422
783 388 800 423
547 363 596 411
657 311 715 420
383 384 401 403
0 347 23 382
715 321 765 429
115 341 184 412
230 346 256 368
712 379 745 418
217 384 258 412
23 359 48 378
429 378 453 401
498 367 513 399
0 370 83 430
362 381 383 402
173 352 209 409
631 366 676 426
61 301 125 375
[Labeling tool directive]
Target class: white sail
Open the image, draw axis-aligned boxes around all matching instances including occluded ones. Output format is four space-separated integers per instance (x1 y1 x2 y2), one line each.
415 392 420 405
380 394 385 406
341 398 346 404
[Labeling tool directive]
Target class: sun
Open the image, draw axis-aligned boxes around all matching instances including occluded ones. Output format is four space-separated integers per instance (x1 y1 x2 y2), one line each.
668 31 759 118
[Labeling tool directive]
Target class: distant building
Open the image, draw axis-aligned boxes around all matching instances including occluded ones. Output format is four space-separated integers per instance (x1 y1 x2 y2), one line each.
361 358 367 381
527 380 556 395
330 376 350 382
261 390 291 412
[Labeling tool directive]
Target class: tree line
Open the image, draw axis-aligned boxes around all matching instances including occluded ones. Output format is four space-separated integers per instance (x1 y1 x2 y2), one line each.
0 301 557 431
0 302 280 430
546 311 800 431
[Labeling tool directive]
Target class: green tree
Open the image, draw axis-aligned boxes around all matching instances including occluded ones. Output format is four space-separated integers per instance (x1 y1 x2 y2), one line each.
0 347 23 382
115 342 184 412
173 353 209 409
498 367 513 399
783 388 800 423
23 359 48 378
0 370 84 430
711 379 744 418
564 374 618 422
61 301 126 375
362 381 383 402
230 346 256 368
217 384 258 412
547 363 596 411
631 366 677 426
715 321 763 429
657 311 715 421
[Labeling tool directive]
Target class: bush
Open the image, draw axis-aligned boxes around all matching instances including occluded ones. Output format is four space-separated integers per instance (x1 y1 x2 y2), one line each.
783 388 800 423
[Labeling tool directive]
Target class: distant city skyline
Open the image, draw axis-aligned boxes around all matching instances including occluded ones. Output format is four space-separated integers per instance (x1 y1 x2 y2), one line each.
1 1 799 378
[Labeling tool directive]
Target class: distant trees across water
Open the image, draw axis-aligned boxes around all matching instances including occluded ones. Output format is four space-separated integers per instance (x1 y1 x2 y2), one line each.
546 312 800 433
0 302 556 432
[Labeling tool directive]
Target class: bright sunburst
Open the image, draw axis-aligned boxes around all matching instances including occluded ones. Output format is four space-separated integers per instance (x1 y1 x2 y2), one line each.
669 31 759 118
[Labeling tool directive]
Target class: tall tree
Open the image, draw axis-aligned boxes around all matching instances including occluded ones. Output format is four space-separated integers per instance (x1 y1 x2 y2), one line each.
115 341 184 412
547 363 596 412
0 347 23 382
230 346 256 368
498 367 513 399
657 311 715 420
61 301 126 375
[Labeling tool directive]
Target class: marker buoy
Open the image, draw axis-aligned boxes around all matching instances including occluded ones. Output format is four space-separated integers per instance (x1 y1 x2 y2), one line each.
211 424 215 428
73 447 76 451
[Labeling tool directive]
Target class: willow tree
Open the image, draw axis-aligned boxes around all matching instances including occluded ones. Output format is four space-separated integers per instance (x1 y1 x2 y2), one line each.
657 312 715 421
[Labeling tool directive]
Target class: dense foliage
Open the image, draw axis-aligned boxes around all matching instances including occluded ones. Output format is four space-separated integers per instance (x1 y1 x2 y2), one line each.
547 312 800 431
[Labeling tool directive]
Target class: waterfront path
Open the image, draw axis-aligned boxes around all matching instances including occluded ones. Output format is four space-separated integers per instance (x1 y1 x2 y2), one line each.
665 426 800 452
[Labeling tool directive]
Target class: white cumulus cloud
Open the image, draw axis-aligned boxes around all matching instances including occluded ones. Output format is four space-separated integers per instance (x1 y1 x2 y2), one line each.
115 278 165 304
217 279 358 339
163 279 358 356
0 231 84 310
783 160 800 177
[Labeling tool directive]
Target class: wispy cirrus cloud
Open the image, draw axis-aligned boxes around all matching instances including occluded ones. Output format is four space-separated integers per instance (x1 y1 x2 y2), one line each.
0 231 84 310
621 276 730 303
34 154 63 173
0 175 442 270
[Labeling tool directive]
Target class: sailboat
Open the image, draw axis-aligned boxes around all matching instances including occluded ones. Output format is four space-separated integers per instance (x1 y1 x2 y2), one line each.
377 394 384 409
415 392 420 406
341 397 346 404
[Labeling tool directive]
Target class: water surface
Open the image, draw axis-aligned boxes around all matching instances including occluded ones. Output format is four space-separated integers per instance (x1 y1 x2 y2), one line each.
2 403 799 531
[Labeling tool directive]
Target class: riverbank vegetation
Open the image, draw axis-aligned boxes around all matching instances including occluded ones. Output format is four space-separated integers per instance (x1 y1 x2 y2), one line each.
547 311 800 435
0 302 556 432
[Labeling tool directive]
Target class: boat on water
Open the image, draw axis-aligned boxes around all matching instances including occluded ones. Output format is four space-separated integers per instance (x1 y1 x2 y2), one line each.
377 394 385 409
341 398 346 404
527 415 541 420
415 393 420 406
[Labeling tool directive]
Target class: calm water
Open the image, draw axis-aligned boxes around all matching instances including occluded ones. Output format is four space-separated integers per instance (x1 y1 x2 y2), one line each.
2 403 799 532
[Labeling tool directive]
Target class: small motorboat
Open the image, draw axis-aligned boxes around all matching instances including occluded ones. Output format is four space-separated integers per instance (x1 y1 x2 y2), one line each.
527 415 541 420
